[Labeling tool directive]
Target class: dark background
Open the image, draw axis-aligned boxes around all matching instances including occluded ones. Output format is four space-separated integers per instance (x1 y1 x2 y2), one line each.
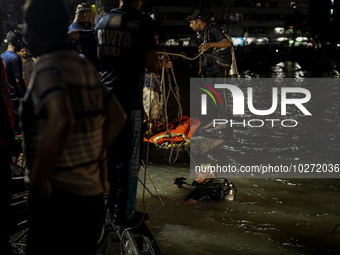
2 0 339 118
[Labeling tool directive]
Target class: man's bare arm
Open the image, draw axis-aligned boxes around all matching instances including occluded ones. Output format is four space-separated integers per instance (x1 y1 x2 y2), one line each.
145 50 168 74
199 38 232 52
15 77 27 97
100 96 127 194
101 97 127 153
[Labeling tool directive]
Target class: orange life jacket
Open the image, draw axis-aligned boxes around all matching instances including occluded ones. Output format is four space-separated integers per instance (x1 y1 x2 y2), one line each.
144 116 201 146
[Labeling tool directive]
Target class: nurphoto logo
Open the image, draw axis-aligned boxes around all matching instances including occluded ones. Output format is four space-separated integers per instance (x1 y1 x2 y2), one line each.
198 82 312 128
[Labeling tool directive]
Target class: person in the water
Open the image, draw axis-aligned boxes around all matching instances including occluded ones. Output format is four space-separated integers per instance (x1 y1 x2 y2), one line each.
173 170 237 205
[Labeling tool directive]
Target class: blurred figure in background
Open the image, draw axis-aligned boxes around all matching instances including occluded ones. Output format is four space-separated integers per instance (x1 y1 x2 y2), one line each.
1 30 26 135
0 7 18 254
68 2 99 69
16 45 34 87
143 33 163 134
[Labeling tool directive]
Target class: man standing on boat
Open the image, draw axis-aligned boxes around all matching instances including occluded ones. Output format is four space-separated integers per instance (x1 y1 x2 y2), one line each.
96 0 167 228
187 10 233 78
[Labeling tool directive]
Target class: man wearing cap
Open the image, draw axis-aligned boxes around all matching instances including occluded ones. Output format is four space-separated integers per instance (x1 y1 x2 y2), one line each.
1 30 26 135
68 2 99 68
187 10 232 78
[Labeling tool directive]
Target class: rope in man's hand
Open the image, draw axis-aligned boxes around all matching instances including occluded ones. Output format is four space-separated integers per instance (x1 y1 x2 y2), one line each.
157 51 204 61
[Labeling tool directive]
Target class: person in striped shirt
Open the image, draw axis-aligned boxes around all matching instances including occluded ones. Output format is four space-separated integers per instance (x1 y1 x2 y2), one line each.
21 0 126 254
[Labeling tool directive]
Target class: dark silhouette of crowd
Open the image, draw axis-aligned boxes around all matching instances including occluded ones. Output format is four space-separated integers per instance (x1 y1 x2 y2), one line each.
1 0 167 254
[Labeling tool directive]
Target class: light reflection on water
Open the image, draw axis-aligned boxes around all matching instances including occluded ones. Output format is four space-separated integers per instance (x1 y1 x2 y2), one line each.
137 62 340 254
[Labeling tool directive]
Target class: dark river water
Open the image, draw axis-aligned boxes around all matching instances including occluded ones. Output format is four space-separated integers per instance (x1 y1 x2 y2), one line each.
136 61 340 255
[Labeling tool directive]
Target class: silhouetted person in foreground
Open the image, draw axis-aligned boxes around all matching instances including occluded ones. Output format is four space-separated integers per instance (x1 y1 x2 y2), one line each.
21 0 126 254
